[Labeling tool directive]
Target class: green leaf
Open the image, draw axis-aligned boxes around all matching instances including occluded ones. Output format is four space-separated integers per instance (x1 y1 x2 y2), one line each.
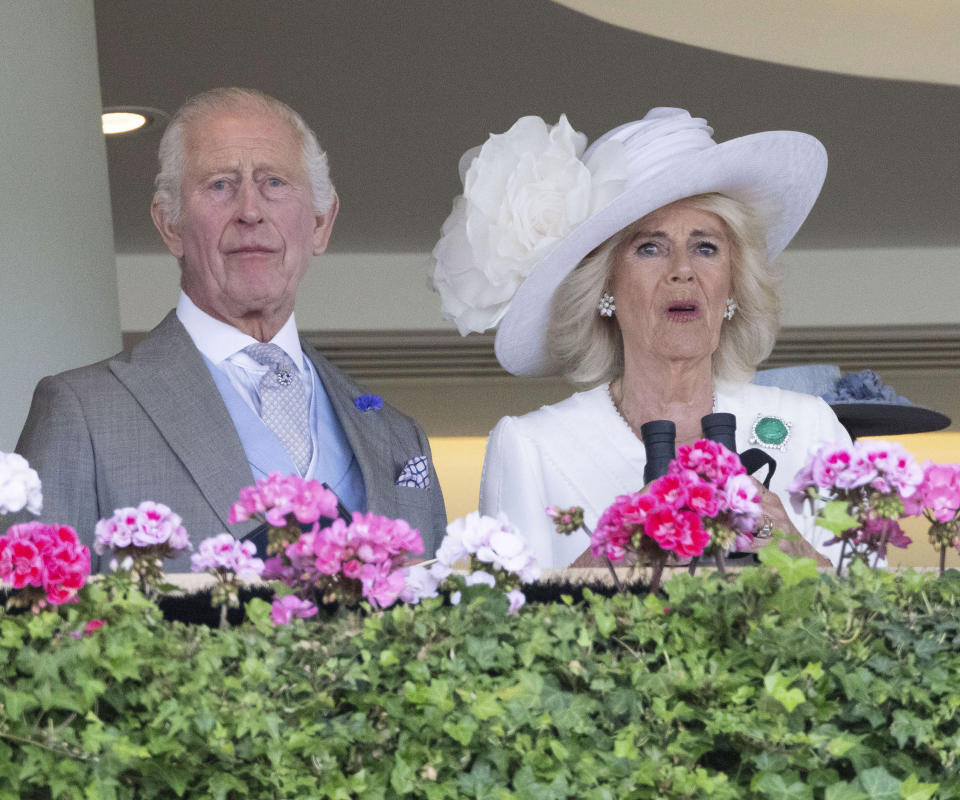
470 692 502 721
802 662 824 681
757 537 819 586
442 715 478 746
858 767 901 800
594 608 616 637
613 727 638 759
826 735 859 758
244 597 274 635
817 500 860 536
0 618 25 648
825 782 867 800
899 774 938 800
753 772 813 799
390 753 417 794
763 671 806 712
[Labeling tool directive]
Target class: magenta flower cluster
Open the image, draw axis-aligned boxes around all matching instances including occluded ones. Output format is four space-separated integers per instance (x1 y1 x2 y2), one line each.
269 595 318 625
789 440 923 564
190 533 265 583
270 512 424 611
228 472 340 528
228 474 425 622
904 463 960 524
94 501 191 556
591 439 761 563
903 462 960 566
0 522 90 607
790 440 923 499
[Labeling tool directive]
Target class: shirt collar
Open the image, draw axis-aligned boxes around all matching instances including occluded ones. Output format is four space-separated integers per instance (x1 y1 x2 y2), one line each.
176 291 305 371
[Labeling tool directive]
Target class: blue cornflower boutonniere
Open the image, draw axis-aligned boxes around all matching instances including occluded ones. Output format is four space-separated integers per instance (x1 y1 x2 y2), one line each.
354 393 384 412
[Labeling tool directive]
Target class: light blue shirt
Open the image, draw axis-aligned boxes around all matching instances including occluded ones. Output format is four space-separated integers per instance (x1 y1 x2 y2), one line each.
176 292 366 511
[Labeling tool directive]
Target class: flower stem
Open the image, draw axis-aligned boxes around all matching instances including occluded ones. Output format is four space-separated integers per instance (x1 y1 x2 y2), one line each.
872 518 891 570
836 539 848 578
715 550 727 575
602 556 624 594
649 554 667 595
941 545 947 577
687 556 700 577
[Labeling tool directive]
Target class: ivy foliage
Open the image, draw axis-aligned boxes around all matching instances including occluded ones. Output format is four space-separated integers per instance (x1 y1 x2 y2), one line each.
0 564 958 799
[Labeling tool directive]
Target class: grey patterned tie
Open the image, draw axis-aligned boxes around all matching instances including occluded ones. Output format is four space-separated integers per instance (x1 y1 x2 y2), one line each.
243 343 313 475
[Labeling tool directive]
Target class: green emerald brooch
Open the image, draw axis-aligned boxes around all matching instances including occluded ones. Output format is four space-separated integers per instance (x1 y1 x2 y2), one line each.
749 414 792 450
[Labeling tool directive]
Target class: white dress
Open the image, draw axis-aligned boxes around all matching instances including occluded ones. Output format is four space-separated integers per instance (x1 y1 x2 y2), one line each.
479 380 852 569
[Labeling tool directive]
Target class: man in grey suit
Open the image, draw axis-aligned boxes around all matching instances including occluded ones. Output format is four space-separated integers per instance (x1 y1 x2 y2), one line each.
16 88 446 570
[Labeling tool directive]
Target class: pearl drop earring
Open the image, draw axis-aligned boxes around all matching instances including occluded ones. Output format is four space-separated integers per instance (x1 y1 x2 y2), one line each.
724 297 737 320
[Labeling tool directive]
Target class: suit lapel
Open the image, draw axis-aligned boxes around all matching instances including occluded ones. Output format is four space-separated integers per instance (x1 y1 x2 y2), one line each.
302 341 396 516
109 311 258 534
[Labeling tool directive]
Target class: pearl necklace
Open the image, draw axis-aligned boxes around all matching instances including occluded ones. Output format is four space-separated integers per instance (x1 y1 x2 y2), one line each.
607 381 717 439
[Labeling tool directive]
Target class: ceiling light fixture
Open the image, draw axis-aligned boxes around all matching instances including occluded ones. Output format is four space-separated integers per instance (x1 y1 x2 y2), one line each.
102 106 168 136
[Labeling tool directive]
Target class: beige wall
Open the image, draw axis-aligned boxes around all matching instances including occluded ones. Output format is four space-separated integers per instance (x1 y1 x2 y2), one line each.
116 247 960 333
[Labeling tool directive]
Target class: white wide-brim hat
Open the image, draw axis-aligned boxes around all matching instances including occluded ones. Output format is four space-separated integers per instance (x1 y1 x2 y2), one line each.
489 108 827 376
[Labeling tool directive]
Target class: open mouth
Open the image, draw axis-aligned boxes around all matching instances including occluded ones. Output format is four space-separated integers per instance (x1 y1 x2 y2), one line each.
665 301 700 320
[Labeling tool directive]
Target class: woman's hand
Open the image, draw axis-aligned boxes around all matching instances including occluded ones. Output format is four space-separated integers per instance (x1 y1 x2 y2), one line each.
739 480 832 567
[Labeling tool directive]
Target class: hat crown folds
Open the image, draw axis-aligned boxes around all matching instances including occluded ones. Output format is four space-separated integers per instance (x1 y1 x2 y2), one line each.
585 108 716 191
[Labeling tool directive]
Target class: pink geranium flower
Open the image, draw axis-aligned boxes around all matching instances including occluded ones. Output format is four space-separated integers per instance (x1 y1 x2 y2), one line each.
95 502 191 557
233 472 426 613
901 460 960 573
591 440 760 574
0 522 90 608
270 595 318 625
790 439 923 572
228 472 339 527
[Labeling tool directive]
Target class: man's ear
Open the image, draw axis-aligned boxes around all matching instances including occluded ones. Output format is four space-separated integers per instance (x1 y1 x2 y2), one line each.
312 192 340 255
151 200 184 259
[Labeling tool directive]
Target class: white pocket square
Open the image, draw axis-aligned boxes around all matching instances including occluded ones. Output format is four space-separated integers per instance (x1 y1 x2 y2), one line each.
396 456 430 489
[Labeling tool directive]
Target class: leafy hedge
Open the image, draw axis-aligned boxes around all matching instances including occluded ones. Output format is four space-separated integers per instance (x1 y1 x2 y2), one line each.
1 558 958 799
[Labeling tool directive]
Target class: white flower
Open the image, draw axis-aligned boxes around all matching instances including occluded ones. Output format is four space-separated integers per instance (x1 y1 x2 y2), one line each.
431 115 627 334
435 526 468 566
464 570 497 588
506 589 526 615
442 511 497 556
0 452 42 516
428 561 454 581
477 529 531 573
399 564 440 604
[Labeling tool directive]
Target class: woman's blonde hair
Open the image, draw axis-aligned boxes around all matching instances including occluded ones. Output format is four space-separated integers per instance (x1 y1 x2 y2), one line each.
547 193 779 385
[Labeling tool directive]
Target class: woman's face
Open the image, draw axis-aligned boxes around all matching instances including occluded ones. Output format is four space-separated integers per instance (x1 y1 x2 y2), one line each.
609 200 733 368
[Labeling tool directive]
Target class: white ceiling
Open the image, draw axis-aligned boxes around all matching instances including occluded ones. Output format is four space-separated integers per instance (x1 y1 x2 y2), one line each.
95 0 960 255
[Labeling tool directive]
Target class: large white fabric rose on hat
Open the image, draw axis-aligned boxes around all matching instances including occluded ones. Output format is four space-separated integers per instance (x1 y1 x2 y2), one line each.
431 115 626 335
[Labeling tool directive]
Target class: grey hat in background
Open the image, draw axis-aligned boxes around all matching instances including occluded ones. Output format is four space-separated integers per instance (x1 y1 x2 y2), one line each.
752 365 951 438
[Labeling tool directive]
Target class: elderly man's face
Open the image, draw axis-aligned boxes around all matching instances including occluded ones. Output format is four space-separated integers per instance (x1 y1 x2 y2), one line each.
153 108 336 333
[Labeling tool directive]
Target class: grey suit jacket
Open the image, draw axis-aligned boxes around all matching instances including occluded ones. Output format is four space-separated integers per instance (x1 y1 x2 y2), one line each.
15 311 446 570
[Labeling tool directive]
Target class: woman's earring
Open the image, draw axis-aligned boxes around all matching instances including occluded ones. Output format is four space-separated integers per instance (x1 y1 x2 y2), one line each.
724 297 737 320
598 292 616 318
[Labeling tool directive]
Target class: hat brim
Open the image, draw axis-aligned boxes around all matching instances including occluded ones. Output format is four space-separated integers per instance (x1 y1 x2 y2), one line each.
830 403 952 438
494 129 827 376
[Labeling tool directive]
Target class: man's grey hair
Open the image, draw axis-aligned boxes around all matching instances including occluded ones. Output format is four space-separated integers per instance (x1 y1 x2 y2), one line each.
153 87 336 223
547 193 780 385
